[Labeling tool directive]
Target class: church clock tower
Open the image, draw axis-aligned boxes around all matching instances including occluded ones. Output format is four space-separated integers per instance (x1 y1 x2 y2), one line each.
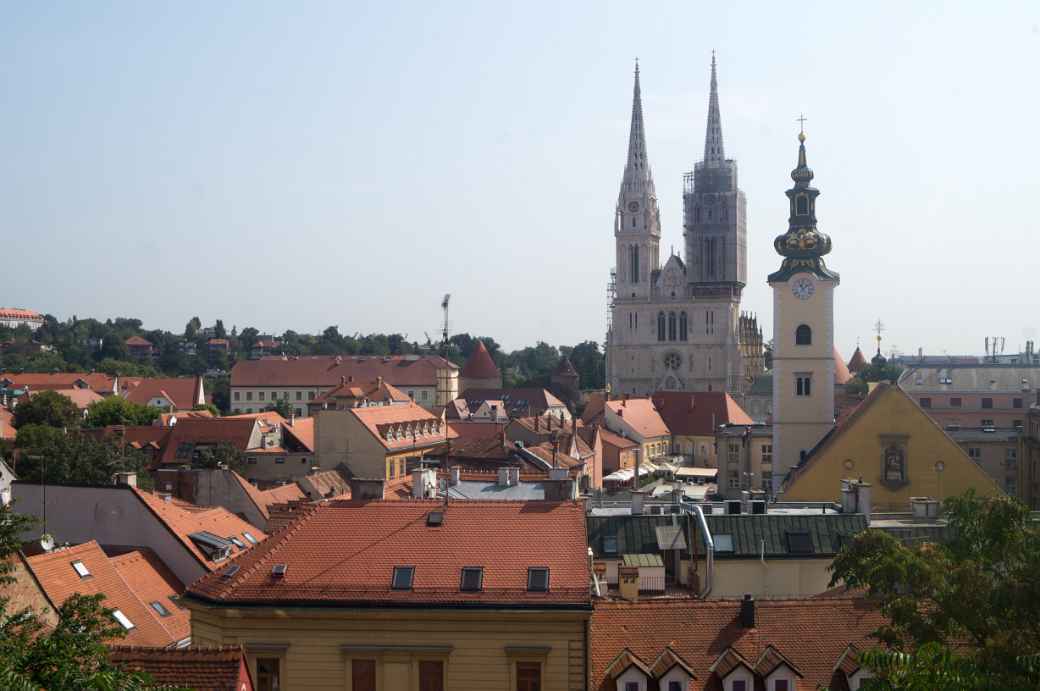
769 127 839 491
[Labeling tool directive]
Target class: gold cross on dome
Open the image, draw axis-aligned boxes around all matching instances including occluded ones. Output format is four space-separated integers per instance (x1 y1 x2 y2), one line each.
796 113 808 134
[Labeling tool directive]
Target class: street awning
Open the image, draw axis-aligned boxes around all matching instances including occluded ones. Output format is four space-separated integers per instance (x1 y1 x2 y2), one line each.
675 467 718 478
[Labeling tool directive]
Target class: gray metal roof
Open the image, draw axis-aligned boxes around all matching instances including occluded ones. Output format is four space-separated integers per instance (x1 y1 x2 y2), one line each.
693 513 868 559
446 480 545 501
587 514 694 560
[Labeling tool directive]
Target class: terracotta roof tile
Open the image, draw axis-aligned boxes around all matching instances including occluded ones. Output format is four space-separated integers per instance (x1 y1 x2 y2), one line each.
187 500 590 608
125 336 153 347
109 645 250 690
231 355 457 388
0 372 116 394
30 387 104 410
158 417 258 464
123 376 204 410
833 347 853 385
281 416 314 452
109 549 190 644
350 402 450 451
0 407 17 440
132 489 266 571
847 346 868 373
651 391 752 436
463 388 565 416
25 541 178 647
589 597 885 690
606 399 670 439
460 341 501 379
596 426 638 451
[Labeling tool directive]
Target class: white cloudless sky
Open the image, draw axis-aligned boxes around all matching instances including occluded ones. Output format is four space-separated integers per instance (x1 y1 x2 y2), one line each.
2 1 1038 357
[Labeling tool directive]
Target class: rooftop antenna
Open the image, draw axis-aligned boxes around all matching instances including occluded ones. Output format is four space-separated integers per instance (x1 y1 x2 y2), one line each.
873 319 885 357
440 294 451 355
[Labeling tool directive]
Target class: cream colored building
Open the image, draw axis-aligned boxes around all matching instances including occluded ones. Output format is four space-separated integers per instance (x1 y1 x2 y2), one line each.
769 131 840 493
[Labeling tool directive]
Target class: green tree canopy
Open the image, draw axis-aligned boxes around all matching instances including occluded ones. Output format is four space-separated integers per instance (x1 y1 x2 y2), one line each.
828 491 1040 689
84 397 161 428
12 390 81 430
0 503 157 689
14 425 153 488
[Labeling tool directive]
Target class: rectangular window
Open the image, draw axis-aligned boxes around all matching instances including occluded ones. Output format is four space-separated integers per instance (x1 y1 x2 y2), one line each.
714 534 734 553
150 601 171 617
527 567 549 592
308 391 315 400
295 408 303 417
460 567 484 592
727 443 740 464
919 397 931 408
71 560 91 578
950 397 962 407
419 660 444 691
242 531 258 544
391 565 415 590
733 680 747 691
786 531 814 554
351 659 376 691
233 391 240 401
761 444 773 465
796 375 812 396
982 397 993 409
625 683 639 691
296 391 302 401
256 657 280 691
275 457 285 464
517 661 541 691
602 535 618 555
1006 447 1018 468
1014 419 1023 429
422 390 429 401
669 682 683 691
1013 397 1023 409
982 419 994 427
775 680 790 691
258 391 265 401
112 609 134 630
968 447 981 460
246 392 253 401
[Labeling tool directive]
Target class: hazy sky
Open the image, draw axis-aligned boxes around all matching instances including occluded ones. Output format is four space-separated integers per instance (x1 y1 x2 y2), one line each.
2 2 1038 357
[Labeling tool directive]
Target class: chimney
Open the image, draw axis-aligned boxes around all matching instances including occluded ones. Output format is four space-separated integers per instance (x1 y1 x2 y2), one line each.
618 565 640 602
113 471 137 488
631 490 645 515
740 594 756 628
449 466 461 486
377 376 383 389
497 467 514 487
510 466 520 486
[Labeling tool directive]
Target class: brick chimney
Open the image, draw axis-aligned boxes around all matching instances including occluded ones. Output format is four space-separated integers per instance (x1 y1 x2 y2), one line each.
740 594 756 628
618 565 640 601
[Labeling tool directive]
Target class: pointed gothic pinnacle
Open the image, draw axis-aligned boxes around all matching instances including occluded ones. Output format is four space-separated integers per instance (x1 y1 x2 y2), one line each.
626 60 649 172
704 51 724 163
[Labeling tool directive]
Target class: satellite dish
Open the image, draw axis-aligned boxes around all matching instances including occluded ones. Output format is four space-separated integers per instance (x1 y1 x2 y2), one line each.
39 533 55 552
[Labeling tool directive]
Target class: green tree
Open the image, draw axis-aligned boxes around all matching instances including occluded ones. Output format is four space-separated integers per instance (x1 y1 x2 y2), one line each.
213 319 227 339
12 390 81 430
193 442 244 471
14 425 153 488
0 503 156 689
265 397 293 418
184 316 202 339
828 491 1040 690
563 340 605 390
95 358 159 378
84 397 161 428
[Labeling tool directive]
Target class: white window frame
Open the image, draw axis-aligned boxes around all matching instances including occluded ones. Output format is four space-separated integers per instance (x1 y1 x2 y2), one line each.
112 609 135 630
71 560 91 578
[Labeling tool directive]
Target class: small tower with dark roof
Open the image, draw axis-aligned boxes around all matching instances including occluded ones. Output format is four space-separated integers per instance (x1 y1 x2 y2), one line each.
459 340 501 395
550 357 581 409
848 346 868 374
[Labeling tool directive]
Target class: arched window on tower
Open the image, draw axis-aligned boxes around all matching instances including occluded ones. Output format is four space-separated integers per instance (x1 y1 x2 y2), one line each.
796 194 808 216
668 312 677 341
796 324 812 345
630 246 640 284
657 312 666 342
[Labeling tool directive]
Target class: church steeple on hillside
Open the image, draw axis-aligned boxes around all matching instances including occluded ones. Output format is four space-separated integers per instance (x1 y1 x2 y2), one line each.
703 51 725 164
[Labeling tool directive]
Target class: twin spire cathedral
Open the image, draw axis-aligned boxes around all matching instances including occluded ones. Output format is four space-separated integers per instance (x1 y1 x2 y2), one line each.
606 56 763 396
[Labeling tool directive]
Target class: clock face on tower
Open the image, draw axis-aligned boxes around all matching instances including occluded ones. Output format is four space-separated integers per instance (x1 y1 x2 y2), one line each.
627 201 640 213
791 276 816 300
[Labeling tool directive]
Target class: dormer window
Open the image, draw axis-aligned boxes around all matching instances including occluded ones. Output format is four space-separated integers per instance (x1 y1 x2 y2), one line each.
391 565 415 590
527 567 549 592
112 609 135 630
460 566 483 592
71 560 91 578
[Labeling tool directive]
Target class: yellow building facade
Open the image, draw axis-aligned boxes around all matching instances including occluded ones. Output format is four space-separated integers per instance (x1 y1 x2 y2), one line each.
782 383 1003 510
187 606 587 691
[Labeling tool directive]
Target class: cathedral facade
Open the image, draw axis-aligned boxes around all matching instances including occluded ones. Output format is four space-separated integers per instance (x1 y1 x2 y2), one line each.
606 57 762 396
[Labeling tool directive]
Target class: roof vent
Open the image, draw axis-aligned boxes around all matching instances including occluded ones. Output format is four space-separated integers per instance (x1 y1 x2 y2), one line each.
426 510 444 527
271 563 288 578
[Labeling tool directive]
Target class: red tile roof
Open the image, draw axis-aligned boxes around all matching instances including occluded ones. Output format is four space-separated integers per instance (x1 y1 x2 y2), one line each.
463 388 566 417
350 402 450 452
847 346 868 373
231 355 456 388
651 391 753 436
187 500 590 608
596 426 638 451
109 645 252 691
833 346 854 385
589 597 885 691
0 408 17 440
125 336 153 347
460 341 501 380
25 541 179 647
0 372 117 394
123 376 204 410
133 489 266 571
312 378 411 406
281 416 314 452
30 387 104 411
109 549 190 644
606 399 670 439
157 417 259 464
0 307 44 320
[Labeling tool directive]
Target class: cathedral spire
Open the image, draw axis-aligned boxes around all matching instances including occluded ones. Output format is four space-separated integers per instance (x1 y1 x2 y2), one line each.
622 59 653 192
703 50 725 164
